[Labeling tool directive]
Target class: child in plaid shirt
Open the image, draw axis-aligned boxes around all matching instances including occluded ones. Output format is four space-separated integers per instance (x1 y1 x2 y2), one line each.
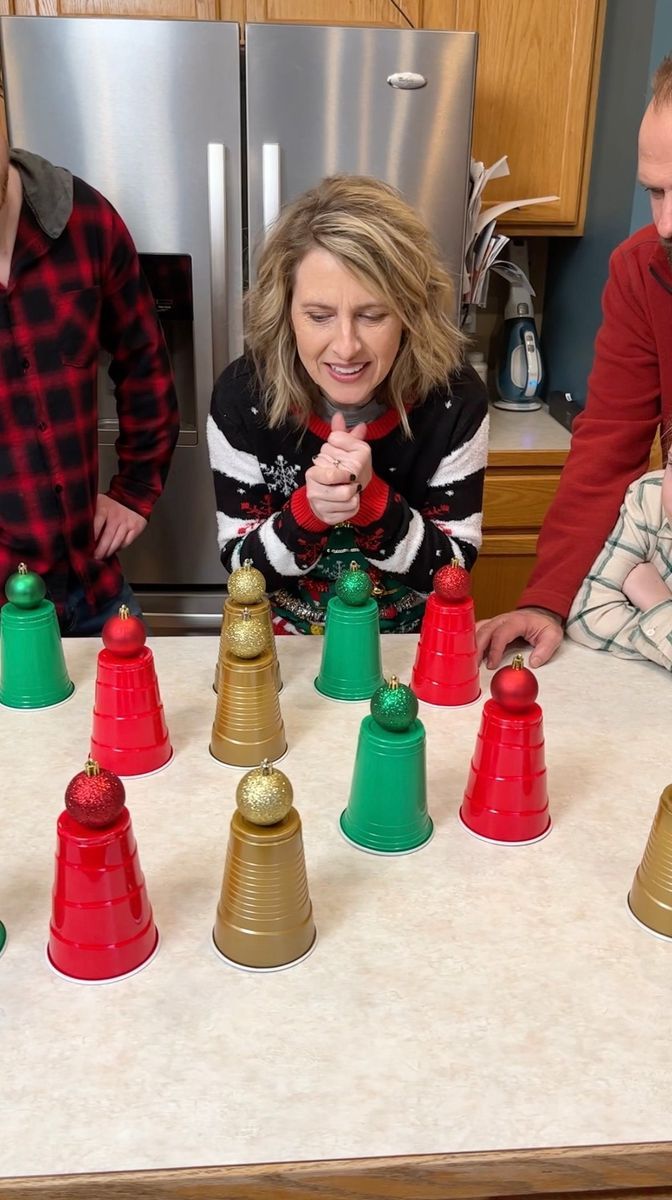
566 437 672 670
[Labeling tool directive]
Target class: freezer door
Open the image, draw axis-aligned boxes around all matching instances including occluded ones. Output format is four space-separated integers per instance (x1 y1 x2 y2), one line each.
0 16 243 589
246 22 476 308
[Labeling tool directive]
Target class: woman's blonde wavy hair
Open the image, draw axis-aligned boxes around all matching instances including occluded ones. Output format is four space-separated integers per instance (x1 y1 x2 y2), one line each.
244 174 465 437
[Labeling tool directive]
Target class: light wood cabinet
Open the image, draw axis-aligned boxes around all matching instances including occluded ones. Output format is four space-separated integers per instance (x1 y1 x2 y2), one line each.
246 1 418 22
248 0 604 234
424 0 605 233
3 0 605 233
471 446 567 620
12 1 243 16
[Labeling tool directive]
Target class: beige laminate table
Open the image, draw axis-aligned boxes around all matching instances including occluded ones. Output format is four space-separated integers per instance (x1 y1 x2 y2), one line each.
2 635 672 1200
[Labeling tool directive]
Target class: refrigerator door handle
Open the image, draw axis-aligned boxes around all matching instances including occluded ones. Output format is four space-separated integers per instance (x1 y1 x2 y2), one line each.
208 141 228 383
262 142 281 234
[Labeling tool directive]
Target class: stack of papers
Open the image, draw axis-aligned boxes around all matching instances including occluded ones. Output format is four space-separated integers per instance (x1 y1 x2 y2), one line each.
462 155 558 312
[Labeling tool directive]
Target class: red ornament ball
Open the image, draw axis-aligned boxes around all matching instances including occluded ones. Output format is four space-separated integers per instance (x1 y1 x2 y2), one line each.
491 655 539 711
65 760 126 828
434 560 471 602
102 605 147 656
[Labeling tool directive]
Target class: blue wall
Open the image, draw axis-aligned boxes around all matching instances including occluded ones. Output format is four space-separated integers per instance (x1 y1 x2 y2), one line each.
541 0 660 405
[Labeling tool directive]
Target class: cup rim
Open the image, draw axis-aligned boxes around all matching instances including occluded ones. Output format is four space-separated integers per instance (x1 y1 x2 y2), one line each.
210 928 317 973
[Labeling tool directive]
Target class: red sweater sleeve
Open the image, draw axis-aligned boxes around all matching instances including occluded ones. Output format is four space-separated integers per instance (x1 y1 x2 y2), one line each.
520 241 661 619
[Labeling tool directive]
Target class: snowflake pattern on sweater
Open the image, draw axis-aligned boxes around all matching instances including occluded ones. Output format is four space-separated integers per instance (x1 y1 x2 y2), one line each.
208 356 488 632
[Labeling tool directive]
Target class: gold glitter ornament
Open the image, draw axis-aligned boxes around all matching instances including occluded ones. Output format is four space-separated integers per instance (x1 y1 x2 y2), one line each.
227 559 266 605
236 759 294 824
225 608 268 659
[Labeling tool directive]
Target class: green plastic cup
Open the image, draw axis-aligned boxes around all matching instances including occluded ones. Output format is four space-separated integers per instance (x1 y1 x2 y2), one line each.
340 715 433 853
0 600 74 709
0 921 6 958
314 597 384 701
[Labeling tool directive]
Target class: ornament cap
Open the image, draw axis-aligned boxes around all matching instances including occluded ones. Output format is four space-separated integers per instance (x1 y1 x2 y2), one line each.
118 604 130 620
84 758 101 777
511 653 525 670
17 562 27 575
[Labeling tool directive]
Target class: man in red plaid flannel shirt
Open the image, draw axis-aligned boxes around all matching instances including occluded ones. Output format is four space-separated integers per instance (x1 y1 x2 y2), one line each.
0 136 179 634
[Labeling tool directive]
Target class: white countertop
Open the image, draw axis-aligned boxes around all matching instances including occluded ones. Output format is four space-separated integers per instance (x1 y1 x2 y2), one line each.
487 402 571 454
2 634 671 1180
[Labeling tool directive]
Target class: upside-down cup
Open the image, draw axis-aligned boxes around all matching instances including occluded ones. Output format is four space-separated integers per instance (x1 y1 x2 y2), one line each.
629 784 672 939
411 593 480 706
213 762 316 970
315 596 383 701
0 599 74 709
90 646 173 776
210 647 286 768
214 595 282 694
459 698 550 843
47 761 158 983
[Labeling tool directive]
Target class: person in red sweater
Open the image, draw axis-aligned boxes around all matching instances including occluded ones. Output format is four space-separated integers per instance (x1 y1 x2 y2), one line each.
477 53 672 669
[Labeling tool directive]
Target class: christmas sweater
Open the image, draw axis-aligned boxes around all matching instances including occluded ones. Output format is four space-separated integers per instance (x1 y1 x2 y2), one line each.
208 356 488 633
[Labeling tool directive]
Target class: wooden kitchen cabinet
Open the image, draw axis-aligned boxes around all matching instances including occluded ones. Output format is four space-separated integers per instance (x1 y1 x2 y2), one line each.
245 0 605 234
11 1 243 16
245 1 418 22
471 445 568 621
4 0 605 230
425 0 605 233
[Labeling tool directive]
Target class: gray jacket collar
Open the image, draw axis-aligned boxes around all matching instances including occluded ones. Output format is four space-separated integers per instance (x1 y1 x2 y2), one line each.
10 148 73 239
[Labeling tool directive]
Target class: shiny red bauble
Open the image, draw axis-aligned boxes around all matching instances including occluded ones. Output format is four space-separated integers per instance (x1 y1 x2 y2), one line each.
433 560 471 602
65 760 126 828
102 606 147 656
491 656 539 711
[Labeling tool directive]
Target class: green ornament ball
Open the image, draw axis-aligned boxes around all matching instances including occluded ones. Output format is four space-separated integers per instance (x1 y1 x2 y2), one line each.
5 563 46 608
335 561 373 607
370 675 418 732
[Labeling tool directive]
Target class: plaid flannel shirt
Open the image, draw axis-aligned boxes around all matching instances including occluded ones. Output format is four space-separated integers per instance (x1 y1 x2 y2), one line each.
0 150 179 615
567 471 672 670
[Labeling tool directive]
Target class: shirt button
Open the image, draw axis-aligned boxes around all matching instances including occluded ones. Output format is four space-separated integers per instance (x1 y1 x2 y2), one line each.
21 357 29 372
38 421 47 432
54 483 63 495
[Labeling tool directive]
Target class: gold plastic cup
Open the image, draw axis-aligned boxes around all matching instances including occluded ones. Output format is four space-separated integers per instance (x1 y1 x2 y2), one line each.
213 807 316 969
629 784 672 938
213 597 282 694
210 647 287 768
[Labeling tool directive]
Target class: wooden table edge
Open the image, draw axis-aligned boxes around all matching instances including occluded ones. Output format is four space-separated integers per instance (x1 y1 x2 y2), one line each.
4 1140 672 1199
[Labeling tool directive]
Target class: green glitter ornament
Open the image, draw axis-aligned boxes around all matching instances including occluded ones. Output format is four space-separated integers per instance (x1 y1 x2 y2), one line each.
335 561 373 607
5 562 46 608
370 675 418 732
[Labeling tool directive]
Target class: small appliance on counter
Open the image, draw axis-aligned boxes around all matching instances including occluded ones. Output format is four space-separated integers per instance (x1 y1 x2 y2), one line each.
494 239 543 412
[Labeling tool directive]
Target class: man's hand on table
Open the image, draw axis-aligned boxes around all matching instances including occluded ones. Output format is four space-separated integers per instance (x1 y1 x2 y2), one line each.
475 607 564 670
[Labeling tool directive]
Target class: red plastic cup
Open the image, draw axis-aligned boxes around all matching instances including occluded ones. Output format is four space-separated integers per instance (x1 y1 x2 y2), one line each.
411 594 480 706
47 807 158 982
459 698 550 843
90 646 172 776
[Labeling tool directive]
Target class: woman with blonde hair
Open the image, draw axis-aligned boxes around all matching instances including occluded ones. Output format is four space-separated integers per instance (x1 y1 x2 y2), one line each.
207 174 488 633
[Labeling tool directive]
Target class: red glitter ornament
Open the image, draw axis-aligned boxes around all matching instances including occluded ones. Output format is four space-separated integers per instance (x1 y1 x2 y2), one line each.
433 558 471 602
491 654 539 712
102 604 147 657
65 759 126 828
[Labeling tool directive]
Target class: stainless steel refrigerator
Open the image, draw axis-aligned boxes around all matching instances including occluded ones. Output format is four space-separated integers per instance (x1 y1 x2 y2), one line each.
0 16 476 630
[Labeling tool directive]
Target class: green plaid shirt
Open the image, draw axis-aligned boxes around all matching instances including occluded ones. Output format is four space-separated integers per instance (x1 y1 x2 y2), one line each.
566 471 672 669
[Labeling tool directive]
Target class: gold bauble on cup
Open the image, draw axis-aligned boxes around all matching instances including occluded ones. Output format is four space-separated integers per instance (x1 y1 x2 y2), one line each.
236 759 293 825
228 559 267 606
225 608 269 659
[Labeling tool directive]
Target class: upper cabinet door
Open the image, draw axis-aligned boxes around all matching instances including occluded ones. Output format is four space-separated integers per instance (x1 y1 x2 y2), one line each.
12 1 232 15
424 0 605 230
246 1 420 24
